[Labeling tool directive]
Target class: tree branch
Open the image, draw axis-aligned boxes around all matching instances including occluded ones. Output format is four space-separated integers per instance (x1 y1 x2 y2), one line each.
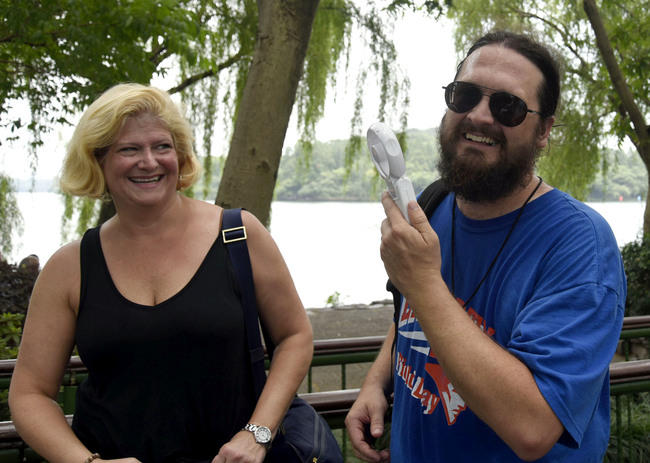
149 43 168 66
0 21 99 45
166 49 244 94
0 34 18 43
0 59 49 75
583 0 648 159
514 8 592 75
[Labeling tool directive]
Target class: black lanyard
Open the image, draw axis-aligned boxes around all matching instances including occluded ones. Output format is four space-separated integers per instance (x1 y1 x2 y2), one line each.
451 176 543 308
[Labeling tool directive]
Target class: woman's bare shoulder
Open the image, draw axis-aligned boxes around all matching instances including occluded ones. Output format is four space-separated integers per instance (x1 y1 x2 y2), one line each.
34 239 83 312
45 238 82 269
240 209 267 234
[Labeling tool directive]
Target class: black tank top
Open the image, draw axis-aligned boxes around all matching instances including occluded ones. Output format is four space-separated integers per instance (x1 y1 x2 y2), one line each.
72 226 255 462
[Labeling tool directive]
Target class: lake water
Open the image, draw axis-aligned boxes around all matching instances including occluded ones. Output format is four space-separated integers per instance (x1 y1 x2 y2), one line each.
8 192 645 308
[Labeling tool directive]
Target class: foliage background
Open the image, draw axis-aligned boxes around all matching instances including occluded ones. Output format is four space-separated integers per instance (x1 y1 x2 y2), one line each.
205 128 645 203
0 259 34 359
620 237 650 317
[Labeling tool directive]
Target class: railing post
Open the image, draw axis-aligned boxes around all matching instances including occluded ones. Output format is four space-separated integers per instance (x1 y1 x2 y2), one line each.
61 386 77 415
615 394 622 462
308 367 313 393
340 364 348 459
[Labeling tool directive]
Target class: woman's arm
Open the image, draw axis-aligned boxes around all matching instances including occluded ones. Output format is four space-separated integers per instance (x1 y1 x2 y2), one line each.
9 242 110 463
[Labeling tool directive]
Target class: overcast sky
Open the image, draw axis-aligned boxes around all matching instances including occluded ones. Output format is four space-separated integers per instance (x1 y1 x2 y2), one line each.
1 12 457 181
289 12 457 144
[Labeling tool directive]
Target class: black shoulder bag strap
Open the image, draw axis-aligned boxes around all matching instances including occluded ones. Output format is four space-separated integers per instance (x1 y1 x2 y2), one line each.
221 207 271 400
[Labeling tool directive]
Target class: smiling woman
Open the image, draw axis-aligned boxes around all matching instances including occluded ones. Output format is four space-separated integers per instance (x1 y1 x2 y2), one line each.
9 83 314 463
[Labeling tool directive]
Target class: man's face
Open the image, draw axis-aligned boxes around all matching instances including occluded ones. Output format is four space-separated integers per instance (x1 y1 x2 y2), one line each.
437 45 552 203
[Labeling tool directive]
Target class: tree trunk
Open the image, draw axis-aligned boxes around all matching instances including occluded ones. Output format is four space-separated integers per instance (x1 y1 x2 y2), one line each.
97 198 116 226
583 0 650 235
215 0 321 226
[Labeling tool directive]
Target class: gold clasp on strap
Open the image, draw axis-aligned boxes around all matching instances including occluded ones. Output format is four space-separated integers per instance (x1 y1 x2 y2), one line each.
222 226 247 243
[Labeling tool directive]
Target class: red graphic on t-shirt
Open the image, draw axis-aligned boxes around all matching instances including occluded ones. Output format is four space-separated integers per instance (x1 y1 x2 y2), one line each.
397 298 493 425
424 360 466 425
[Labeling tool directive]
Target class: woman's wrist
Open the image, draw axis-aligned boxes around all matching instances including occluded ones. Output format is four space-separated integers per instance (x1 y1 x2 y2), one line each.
83 453 101 463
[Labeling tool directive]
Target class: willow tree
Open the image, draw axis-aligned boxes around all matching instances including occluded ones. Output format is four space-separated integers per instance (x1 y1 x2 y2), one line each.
214 1 420 224
213 1 322 224
445 0 650 233
1 0 424 237
0 174 22 258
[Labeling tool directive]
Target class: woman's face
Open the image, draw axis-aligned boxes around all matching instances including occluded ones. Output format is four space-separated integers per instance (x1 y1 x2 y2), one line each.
102 113 180 209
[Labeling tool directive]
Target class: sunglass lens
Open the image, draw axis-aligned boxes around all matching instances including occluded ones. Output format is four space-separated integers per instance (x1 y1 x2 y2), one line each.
445 82 482 113
489 93 528 127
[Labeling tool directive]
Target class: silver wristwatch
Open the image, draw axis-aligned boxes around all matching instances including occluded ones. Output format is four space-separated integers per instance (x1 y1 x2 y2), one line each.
243 423 273 449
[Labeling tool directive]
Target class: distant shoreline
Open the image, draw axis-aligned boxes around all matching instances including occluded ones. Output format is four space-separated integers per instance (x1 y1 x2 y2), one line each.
12 183 648 203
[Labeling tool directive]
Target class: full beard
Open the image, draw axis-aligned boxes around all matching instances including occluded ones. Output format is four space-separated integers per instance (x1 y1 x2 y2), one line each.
436 114 540 203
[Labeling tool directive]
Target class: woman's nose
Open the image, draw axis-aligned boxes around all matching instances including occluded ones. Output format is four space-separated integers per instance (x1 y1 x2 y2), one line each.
137 148 157 168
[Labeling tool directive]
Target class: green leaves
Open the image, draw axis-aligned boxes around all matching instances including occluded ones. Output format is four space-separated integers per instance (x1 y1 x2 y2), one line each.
0 313 24 358
385 0 451 16
621 236 650 316
0 174 23 258
1 0 242 153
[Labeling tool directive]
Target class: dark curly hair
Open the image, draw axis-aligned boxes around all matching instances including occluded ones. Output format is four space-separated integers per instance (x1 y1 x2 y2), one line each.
455 30 561 119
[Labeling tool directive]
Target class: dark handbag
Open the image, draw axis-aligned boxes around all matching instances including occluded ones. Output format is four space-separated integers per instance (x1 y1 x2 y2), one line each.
222 208 343 463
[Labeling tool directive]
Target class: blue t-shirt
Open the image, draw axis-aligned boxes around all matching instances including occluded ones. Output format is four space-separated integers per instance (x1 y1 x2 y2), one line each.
391 188 626 462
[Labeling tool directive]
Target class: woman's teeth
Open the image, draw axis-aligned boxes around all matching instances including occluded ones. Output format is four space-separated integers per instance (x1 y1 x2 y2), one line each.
130 175 162 184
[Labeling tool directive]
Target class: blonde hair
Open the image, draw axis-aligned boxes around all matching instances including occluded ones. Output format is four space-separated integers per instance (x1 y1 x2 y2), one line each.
59 83 201 198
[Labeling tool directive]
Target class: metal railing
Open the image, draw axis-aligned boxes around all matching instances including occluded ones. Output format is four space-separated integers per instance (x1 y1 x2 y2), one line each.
609 316 650 463
0 316 648 461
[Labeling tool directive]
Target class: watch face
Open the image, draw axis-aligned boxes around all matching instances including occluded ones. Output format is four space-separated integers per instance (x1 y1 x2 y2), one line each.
255 426 272 443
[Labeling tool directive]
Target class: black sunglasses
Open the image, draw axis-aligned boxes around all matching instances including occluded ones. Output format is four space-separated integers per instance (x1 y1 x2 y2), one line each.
443 81 543 127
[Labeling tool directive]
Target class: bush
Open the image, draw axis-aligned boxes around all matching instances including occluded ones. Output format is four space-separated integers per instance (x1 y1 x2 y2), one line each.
0 310 26 421
620 236 650 317
0 312 25 360
0 258 38 316
606 393 650 462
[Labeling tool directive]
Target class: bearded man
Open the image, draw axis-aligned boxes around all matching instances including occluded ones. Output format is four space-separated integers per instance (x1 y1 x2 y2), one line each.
346 30 626 462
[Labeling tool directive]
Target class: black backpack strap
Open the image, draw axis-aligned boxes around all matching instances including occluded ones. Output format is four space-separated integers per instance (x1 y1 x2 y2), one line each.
222 208 269 399
418 179 450 219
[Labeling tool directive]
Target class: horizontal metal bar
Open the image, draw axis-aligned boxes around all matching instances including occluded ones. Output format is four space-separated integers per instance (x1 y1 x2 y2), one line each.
310 352 379 367
609 379 650 396
609 359 650 382
618 327 650 339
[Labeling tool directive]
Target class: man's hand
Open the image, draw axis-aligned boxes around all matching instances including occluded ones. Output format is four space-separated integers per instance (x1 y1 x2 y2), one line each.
380 192 442 304
345 386 391 463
